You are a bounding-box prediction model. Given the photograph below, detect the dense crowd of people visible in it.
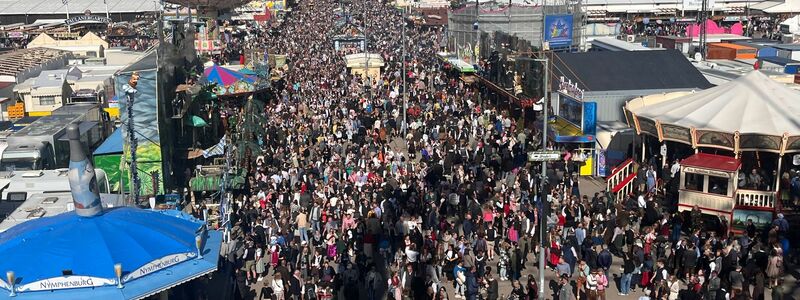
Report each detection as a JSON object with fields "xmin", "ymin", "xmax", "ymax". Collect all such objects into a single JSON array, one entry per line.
[{"xmin": 212, "ymin": 0, "xmax": 794, "ymax": 300}]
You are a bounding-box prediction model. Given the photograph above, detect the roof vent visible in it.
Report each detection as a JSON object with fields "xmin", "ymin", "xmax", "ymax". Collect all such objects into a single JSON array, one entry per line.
[
  {"xmin": 26, "ymin": 207, "xmax": 45, "ymax": 219},
  {"xmin": 42, "ymin": 197, "xmax": 58, "ymax": 204},
  {"xmin": 21, "ymin": 171, "xmax": 43, "ymax": 178}
]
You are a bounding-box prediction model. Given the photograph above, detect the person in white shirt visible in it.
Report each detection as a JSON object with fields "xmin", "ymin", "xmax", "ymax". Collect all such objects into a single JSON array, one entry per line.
[
  {"xmin": 670, "ymin": 160, "xmax": 681, "ymax": 178},
  {"xmin": 405, "ymin": 243, "xmax": 419, "ymax": 263},
  {"xmin": 272, "ymin": 273, "xmax": 285, "ymax": 300}
]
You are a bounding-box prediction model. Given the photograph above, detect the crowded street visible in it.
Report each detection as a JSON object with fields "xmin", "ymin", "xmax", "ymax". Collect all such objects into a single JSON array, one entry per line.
[
  {"xmin": 207, "ymin": 1, "xmax": 799, "ymax": 300},
  {"xmin": 0, "ymin": 0, "xmax": 797, "ymax": 299}
]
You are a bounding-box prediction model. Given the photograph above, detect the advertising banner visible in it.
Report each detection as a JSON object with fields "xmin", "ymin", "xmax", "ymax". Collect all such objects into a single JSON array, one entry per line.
[
  {"xmin": 597, "ymin": 150, "xmax": 607, "ymax": 177},
  {"xmin": 544, "ymin": 15, "xmax": 574, "ymax": 48},
  {"xmin": 558, "ymin": 93, "xmax": 582, "ymax": 127},
  {"xmin": 116, "ymin": 70, "xmax": 164, "ymax": 196},
  {"xmin": 582, "ymin": 101, "xmax": 597, "ymax": 136}
]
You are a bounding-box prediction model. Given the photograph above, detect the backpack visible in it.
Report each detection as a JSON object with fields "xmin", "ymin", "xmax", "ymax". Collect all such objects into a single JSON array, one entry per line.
[{"xmin": 475, "ymin": 239, "xmax": 487, "ymax": 253}]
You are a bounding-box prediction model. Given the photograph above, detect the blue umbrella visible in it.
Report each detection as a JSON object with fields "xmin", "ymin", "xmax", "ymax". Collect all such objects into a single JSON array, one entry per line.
[{"xmin": 0, "ymin": 207, "xmax": 222, "ymax": 300}]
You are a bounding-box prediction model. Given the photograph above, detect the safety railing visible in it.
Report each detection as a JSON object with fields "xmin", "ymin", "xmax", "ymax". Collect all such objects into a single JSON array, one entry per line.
[
  {"xmin": 606, "ymin": 158, "xmax": 637, "ymax": 202},
  {"xmin": 735, "ymin": 189, "xmax": 776, "ymax": 209}
]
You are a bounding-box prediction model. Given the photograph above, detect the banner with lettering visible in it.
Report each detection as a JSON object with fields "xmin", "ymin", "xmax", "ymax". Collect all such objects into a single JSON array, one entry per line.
[
  {"xmin": 122, "ymin": 252, "xmax": 196, "ymax": 283},
  {"xmin": 17, "ymin": 276, "xmax": 115, "ymax": 292}
]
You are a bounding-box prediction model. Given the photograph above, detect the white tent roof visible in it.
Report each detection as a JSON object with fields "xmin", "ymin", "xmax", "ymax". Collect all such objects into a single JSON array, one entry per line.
[
  {"xmin": 781, "ymin": 15, "xmax": 800, "ymax": 35},
  {"xmin": 765, "ymin": 0, "xmax": 800, "ymax": 13},
  {"xmin": 628, "ymin": 71, "xmax": 800, "ymax": 136}
]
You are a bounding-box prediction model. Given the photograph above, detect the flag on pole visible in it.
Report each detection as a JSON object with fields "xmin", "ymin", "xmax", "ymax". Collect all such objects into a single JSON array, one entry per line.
[{"xmin": 202, "ymin": 136, "xmax": 227, "ymax": 158}]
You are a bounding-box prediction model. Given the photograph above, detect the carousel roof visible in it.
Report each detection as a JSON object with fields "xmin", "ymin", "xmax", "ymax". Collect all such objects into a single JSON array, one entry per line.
[{"xmin": 627, "ymin": 71, "xmax": 800, "ymax": 136}]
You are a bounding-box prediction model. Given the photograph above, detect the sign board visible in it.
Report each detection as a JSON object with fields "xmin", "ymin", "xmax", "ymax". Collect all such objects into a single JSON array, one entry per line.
[
  {"xmin": 122, "ymin": 252, "xmax": 195, "ymax": 283},
  {"xmin": 528, "ymin": 151, "xmax": 562, "ymax": 162},
  {"xmin": 794, "ymin": 154, "xmax": 800, "ymax": 166},
  {"xmin": 582, "ymin": 101, "xmax": 597, "ymax": 136},
  {"xmin": 544, "ymin": 15, "xmax": 574, "ymax": 48},
  {"xmin": 682, "ymin": 0, "xmax": 715, "ymax": 10},
  {"xmin": 558, "ymin": 93, "xmax": 582, "ymax": 128},
  {"xmin": 17, "ymin": 276, "xmax": 115, "ymax": 292},
  {"xmin": 65, "ymin": 15, "xmax": 112, "ymax": 26},
  {"xmin": 558, "ymin": 77, "xmax": 584, "ymax": 99},
  {"xmin": 660, "ymin": 144, "xmax": 668, "ymax": 156},
  {"xmin": 683, "ymin": 166, "xmax": 731, "ymax": 178}
]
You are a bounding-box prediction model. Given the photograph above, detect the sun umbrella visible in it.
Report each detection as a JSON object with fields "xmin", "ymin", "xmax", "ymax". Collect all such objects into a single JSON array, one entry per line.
[
  {"xmin": 187, "ymin": 115, "xmax": 209, "ymax": 127},
  {"xmin": 0, "ymin": 207, "xmax": 222, "ymax": 299},
  {"xmin": 203, "ymin": 64, "xmax": 255, "ymax": 87}
]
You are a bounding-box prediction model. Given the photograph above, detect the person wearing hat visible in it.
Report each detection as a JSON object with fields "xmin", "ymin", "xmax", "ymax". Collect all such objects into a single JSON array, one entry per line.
[{"xmin": 558, "ymin": 274, "xmax": 575, "ymax": 300}]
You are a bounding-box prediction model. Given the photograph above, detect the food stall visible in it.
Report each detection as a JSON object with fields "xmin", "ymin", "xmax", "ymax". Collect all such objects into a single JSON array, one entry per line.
[{"xmin": 678, "ymin": 153, "xmax": 776, "ymax": 233}]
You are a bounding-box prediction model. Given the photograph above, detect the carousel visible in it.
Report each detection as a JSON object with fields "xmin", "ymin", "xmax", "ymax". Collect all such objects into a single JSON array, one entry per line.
[{"xmin": 624, "ymin": 71, "xmax": 800, "ymax": 233}]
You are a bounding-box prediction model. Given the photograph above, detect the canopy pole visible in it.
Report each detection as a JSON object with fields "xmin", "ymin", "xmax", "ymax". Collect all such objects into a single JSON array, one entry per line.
[
  {"xmin": 641, "ymin": 135, "xmax": 646, "ymax": 163},
  {"xmin": 775, "ymin": 155, "xmax": 783, "ymax": 192}
]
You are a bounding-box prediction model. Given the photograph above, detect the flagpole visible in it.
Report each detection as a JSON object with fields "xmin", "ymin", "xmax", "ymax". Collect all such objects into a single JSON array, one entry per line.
[
  {"xmin": 105, "ymin": 0, "xmax": 110, "ymax": 19},
  {"xmin": 64, "ymin": 0, "xmax": 71, "ymax": 33}
]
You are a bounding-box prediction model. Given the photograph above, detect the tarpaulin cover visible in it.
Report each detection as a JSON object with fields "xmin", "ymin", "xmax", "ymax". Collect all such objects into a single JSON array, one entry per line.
[
  {"xmin": 93, "ymin": 128, "xmax": 123, "ymax": 156},
  {"xmin": 0, "ymin": 207, "xmax": 222, "ymax": 300}
]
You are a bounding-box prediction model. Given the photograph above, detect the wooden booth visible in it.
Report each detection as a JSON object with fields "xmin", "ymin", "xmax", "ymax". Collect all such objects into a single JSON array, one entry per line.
[{"xmin": 678, "ymin": 153, "xmax": 776, "ymax": 234}]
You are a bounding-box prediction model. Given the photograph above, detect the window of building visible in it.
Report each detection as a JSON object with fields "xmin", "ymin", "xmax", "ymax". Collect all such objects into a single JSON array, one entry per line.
[
  {"xmin": 708, "ymin": 176, "xmax": 729, "ymax": 196},
  {"xmin": 685, "ymin": 173, "xmax": 705, "ymax": 192},
  {"xmin": 38, "ymin": 96, "xmax": 56, "ymax": 105}
]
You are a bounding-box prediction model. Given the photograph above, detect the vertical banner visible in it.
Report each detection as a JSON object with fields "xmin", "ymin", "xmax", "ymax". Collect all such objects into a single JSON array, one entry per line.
[
  {"xmin": 544, "ymin": 15, "xmax": 574, "ymax": 48},
  {"xmin": 597, "ymin": 149, "xmax": 607, "ymax": 177},
  {"xmin": 116, "ymin": 70, "xmax": 164, "ymax": 196},
  {"xmin": 582, "ymin": 101, "xmax": 597, "ymax": 136}
]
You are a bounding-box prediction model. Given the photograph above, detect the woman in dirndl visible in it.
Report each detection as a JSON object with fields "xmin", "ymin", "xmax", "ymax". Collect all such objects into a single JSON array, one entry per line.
[
  {"xmin": 549, "ymin": 234, "xmax": 562, "ymax": 268},
  {"xmin": 270, "ymin": 241, "xmax": 281, "ymax": 268},
  {"xmin": 326, "ymin": 232, "xmax": 337, "ymax": 259},
  {"xmin": 255, "ymin": 244, "xmax": 266, "ymax": 279}
]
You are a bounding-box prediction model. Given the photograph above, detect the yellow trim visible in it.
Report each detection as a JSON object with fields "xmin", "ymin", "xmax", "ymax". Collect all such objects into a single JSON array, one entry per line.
[
  {"xmin": 104, "ymin": 107, "xmax": 120, "ymax": 118},
  {"xmin": 551, "ymin": 117, "xmax": 584, "ymax": 137},
  {"xmin": 27, "ymin": 111, "xmax": 52, "ymax": 117}
]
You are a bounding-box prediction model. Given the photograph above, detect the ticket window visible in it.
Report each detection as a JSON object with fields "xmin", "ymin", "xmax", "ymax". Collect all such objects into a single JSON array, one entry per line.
[{"xmin": 682, "ymin": 171, "xmax": 733, "ymax": 197}]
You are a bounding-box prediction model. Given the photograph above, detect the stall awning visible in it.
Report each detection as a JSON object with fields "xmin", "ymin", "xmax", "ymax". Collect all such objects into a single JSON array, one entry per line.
[
  {"xmin": 189, "ymin": 173, "xmax": 245, "ymax": 191},
  {"xmin": 93, "ymin": 128, "xmax": 123, "ymax": 155},
  {"xmin": 550, "ymin": 118, "xmax": 595, "ymax": 143}
]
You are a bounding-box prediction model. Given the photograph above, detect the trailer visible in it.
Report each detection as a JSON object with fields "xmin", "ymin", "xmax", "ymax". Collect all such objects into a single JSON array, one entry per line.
[{"xmin": 0, "ymin": 104, "xmax": 105, "ymax": 171}]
